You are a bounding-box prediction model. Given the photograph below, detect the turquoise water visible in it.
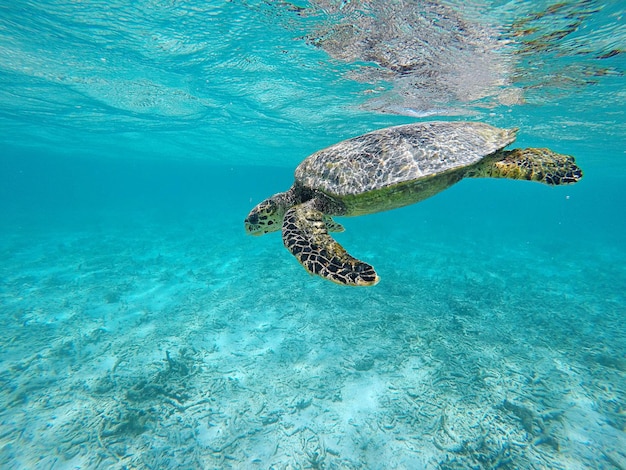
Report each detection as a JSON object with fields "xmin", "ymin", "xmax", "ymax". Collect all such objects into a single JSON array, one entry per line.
[{"xmin": 1, "ymin": 1, "xmax": 625, "ymax": 468}]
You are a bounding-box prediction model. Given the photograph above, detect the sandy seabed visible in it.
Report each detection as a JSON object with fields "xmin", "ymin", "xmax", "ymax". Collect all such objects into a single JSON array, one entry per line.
[{"xmin": 1, "ymin": 213, "xmax": 624, "ymax": 469}]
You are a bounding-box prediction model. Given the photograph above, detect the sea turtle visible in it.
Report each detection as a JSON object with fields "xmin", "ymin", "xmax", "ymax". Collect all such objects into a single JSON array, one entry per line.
[{"xmin": 244, "ymin": 121, "xmax": 583, "ymax": 286}]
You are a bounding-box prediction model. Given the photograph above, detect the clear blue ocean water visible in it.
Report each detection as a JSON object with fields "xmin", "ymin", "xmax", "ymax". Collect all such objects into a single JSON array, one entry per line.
[{"xmin": 1, "ymin": 1, "xmax": 625, "ymax": 468}]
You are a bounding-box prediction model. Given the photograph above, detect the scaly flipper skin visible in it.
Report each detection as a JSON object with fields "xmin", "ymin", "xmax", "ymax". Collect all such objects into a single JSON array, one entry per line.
[
  {"xmin": 282, "ymin": 201, "xmax": 379, "ymax": 286},
  {"xmin": 470, "ymin": 148, "xmax": 583, "ymax": 185},
  {"xmin": 324, "ymin": 216, "xmax": 345, "ymax": 233}
]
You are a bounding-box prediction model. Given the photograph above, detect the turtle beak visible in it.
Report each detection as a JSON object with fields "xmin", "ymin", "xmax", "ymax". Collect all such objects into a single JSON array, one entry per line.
[
  {"xmin": 244, "ymin": 216, "xmax": 263, "ymax": 236},
  {"xmin": 246, "ymin": 226, "xmax": 264, "ymax": 236}
]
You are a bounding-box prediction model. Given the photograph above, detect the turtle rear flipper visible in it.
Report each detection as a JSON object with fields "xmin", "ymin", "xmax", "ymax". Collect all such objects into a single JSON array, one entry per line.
[
  {"xmin": 470, "ymin": 148, "xmax": 583, "ymax": 185},
  {"xmin": 282, "ymin": 201, "xmax": 379, "ymax": 286}
]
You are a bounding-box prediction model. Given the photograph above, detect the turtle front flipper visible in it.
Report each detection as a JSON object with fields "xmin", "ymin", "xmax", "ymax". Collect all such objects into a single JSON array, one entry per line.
[
  {"xmin": 282, "ymin": 201, "xmax": 379, "ymax": 286},
  {"xmin": 323, "ymin": 216, "xmax": 345, "ymax": 233},
  {"xmin": 471, "ymin": 148, "xmax": 583, "ymax": 185}
]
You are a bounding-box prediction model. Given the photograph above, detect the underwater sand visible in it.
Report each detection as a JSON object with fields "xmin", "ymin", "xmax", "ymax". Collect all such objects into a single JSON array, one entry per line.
[{"xmin": 1, "ymin": 170, "xmax": 624, "ymax": 469}]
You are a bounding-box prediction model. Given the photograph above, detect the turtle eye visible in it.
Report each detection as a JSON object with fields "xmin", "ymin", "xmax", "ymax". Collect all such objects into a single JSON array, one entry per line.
[{"xmin": 247, "ymin": 213, "xmax": 259, "ymax": 225}]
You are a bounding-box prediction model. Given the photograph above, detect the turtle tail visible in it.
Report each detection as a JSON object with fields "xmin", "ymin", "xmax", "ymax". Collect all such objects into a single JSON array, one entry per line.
[{"xmin": 469, "ymin": 148, "xmax": 583, "ymax": 185}]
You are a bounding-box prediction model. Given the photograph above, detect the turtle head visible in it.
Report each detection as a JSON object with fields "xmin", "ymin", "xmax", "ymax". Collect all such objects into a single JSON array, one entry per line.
[{"xmin": 245, "ymin": 194, "xmax": 287, "ymax": 236}]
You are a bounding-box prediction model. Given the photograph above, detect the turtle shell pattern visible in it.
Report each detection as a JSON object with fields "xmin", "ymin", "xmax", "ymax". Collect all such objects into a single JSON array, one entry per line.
[{"xmin": 295, "ymin": 121, "xmax": 517, "ymax": 197}]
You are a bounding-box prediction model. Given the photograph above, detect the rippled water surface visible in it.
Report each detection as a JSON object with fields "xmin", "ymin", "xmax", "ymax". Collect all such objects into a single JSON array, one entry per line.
[{"xmin": 1, "ymin": 1, "xmax": 625, "ymax": 469}]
